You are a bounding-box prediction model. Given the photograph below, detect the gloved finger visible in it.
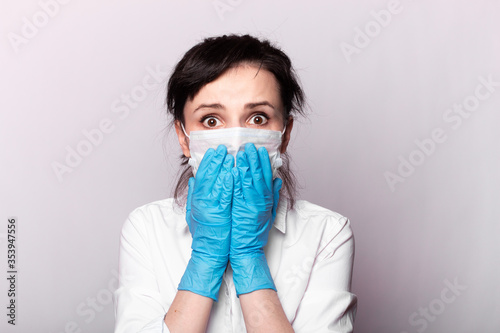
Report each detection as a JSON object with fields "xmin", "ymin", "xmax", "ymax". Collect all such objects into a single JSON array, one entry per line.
[
  {"xmin": 232, "ymin": 167, "xmax": 243, "ymax": 201},
  {"xmin": 198, "ymin": 145, "xmax": 227, "ymax": 192},
  {"xmin": 258, "ymin": 146, "xmax": 273, "ymax": 193},
  {"xmin": 220, "ymin": 172, "xmax": 233, "ymax": 212},
  {"xmin": 245, "ymin": 143, "xmax": 265, "ymax": 195},
  {"xmin": 221, "ymin": 153, "xmax": 234, "ymax": 174},
  {"xmin": 212, "ymin": 170, "xmax": 225, "ymax": 200},
  {"xmin": 272, "ymin": 177, "xmax": 282, "ymax": 220},
  {"xmin": 212, "ymin": 154, "xmax": 234, "ymax": 199},
  {"xmin": 237, "ymin": 151, "xmax": 254, "ymax": 197},
  {"xmin": 186, "ymin": 177, "xmax": 196, "ymax": 227},
  {"xmin": 195, "ymin": 147, "xmax": 215, "ymax": 181}
]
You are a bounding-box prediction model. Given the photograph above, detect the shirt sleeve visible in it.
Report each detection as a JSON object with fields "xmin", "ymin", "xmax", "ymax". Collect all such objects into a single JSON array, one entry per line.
[
  {"xmin": 114, "ymin": 210, "xmax": 171, "ymax": 333},
  {"xmin": 291, "ymin": 217, "xmax": 357, "ymax": 333}
]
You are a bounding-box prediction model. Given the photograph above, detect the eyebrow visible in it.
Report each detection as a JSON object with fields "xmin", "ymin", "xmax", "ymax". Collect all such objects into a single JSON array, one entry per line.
[
  {"xmin": 245, "ymin": 101, "xmax": 275, "ymax": 110},
  {"xmin": 193, "ymin": 101, "xmax": 276, "ymax": 112},
  {"xmin": 193, "ymin": 103, "xmax": 224, "ymax": 112}
]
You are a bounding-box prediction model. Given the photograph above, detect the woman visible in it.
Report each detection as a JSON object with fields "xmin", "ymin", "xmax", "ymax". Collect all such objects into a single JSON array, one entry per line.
[{"xmin": 114, "ymin": 34, "xmax": 357, "ymax": 333}]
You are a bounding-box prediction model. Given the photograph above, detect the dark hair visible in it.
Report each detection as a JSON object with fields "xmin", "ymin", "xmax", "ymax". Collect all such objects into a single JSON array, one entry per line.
[{"xmin": 166, "ymin": 34, "xmax": 305, "ymax": 208}]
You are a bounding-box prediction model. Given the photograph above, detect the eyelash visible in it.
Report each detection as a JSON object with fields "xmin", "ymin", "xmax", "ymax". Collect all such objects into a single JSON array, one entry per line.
[
  {"xmin": 200, "ymin": 114, "xmax": 221, "ymax": 127},
  {"xmin": 249, "ymin": 113, "xmax": 269, "ymax": 125},
  {"xmin": 199, "ymin": 113, "xmax": 270, "ymax": 127}
]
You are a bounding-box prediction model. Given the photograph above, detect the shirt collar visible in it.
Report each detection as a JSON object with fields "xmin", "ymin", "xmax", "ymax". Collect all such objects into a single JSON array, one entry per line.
[{"xmin": 272, "ymin": 197, "xmax": 288, "ymax": 234}]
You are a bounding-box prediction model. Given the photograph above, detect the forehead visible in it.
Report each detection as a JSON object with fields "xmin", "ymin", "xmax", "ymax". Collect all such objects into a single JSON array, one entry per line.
[{"xmin": 188, "ymin": 64, "xmax": 282, "ymax": 106}]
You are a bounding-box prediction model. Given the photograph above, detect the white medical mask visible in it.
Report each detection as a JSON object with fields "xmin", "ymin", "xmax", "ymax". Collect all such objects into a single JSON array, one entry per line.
[{"xmin": 182, "ymin": 125, "xmax": 285, "ymax": 178}]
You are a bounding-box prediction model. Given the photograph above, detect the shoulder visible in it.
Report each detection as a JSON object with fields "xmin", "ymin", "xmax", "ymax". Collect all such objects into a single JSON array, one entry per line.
[
  {"xmin": 289, "ymin": 199, "xmax": 351, "ymax": 232},
  {"xmin": 284, "ymin": 200, "xmax": 354, "ymax": 254},
  {"xmin": 128, "ymin": 197, "xmax": 180, "ymax": 218},
  {"xmin": 122, "ymin": 198, "xmax": 185, "ymax": 235},
  {"xmin": 292, "ymin": 200, "xmax": 346, "ymax": 220}
]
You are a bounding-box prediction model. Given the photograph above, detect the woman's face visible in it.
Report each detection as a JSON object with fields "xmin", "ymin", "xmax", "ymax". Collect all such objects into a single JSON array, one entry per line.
[{"xmin": 175, "ymin": 64, "xmax": 293, "ymax": 157}]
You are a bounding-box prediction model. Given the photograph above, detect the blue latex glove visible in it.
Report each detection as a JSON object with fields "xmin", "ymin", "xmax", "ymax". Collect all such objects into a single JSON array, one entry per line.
[
  {"xmin": 230, "ymin": 143, "xmax": 282, "ymax": 296},
  {"xmin": 178, "ymin": 145, "xmax": 234, "ymax": 301}
]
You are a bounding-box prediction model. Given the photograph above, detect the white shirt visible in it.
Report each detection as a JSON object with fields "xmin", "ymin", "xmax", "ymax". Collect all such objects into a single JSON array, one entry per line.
[{"xmin": 114, "ymin": 198, "xmax": 357, "ymax": 333}]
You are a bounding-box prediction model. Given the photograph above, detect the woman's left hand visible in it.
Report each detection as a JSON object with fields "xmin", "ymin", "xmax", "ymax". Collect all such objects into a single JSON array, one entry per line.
[{"xmin": 230, "ymin": 143, "xmax": 282, "ymax": 296}]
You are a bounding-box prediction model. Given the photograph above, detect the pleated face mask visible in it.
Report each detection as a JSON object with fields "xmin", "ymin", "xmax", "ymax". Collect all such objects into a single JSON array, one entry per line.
[{"xmin": 182, "ymin": 125, "xmax": 284, "ymax": 178}]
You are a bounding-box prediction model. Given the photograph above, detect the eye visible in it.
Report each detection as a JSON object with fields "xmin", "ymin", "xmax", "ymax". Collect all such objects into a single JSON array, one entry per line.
[
  {"xmin": 248, "ymin": 114, "xmax": 269, "ymax": 126},
  {"xmin": 201, "ymin": 116, "xmax": 222, "ymax": 128}
]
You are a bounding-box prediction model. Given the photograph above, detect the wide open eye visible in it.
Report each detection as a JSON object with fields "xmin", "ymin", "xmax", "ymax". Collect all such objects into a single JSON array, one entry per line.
[
  {"xmin": 248, "ymin": 114, "xmax": 269, "ymax": 126},
  {"xmin": 201, "ymin": 116, "xmax": 222, "ymax": 128}
]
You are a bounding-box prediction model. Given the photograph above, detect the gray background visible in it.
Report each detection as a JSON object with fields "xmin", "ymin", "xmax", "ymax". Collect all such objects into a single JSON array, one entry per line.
[{"xmin": 1, "ymin": 0, "xmax": 499, "ymax": 332}]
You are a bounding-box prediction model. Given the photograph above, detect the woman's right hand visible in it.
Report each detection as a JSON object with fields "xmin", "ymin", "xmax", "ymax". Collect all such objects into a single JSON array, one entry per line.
[{"xmin": 177, "ymin": 145, "xmax": 234, "ymax": 301}]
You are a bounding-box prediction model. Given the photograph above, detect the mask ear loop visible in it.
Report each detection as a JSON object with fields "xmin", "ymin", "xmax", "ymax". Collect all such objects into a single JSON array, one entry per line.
[
  {"xmin": 181, "ymin": 123, "xmax": 190, "ymax": 139},
  {"xmin": 281, "ymin": 114, "xmax": 290, "ymax": 135},
  {"xmin": 180, "ymin": 123, "xmax": 198, "ymax": 173},
  {"xmin": 273, "ymin": 125, "xmax": 286, "ymax": 172}
]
